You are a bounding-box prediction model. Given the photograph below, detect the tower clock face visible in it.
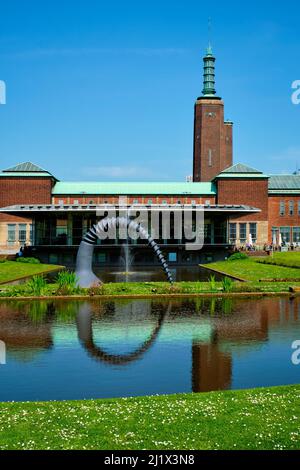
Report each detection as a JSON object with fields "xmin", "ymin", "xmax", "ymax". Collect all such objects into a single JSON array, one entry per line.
[{"xmin": 206, "ymin": 112, "xmax": 216, "ymax": 118}]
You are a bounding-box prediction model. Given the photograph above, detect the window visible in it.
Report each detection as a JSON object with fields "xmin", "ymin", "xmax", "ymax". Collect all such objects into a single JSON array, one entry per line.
[
  {"xmin": 7, "ymin": 224, "xmax": 16, "ymax": 244},
  {"xmin": 29, "ymin": 224, "xmax": 33, "ymax": 243},
  {"xmin": 162, "ymin": 200, "xmax": 167, "ymax": 205},
  {"xmin": 18, "ymin": 224, "xmax": 27, "ymax": 242},
  {"xmin": 205, "ymin": 200, "xmax": 211, "ymax": 206},
  {"xmin": 293, "ymin": 227, "xmax": 300, "ymax": 243},
  {"xmin": 97, "ymin": 253, "xmax": 106, "ymax": 263},
  {"xmin": 89, "ymin": 200, "xmax": 94, "ymax": 205},
  {"xmin": 239, "ymin": 223, "xmax": 247, "ymax": 242},
  {"xmin": 191, "ymin": 200, "xmax": 196, "ymax": 205},
  {"xmin": 58, "ymin": 199, "xmax": 64, "ymax": 205},
  {"xmin": 177, "ymin": 200, "xmax": 181, "ymax": 204},
  {"xmin": 168, "ymin": 252, "xmax": 177, "ymax": 262},
  {"xmin": 73, "ymin": 199, "xmax": 79, "ymax": 205},
  {"xmin": 298, "ymin": 201, "xmax": 300, "ymax": 216},
  {"xmin": 280, "ymin": 227, "xmax": 291, "ymax": 243},
  {"xmin": 229, "ymin": 223, "xmax": 237, "ymax": 242},
  {"xmin": 279, "ymin": 201, "xmax": 285, "ymax": 216},
  {"xmin": 133, "ymin": 199, "xmax": 138, "ymax": 204},
  {"xmin": 249, "ymin": 223, "xmax": 257, "ymax": 242},
  {"xmin": 208, "ymin": 149, "xmax": 212, "ymax": 167},
  {"xmin": 147, "ymin": 199, "xmax": 153, "ymax": 205},
  {"xmin": 289, "ymin": 201, "xmax": 294, "ymax": 216}
]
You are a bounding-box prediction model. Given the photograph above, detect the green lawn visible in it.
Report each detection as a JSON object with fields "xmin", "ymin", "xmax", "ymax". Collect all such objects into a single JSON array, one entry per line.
[
  {"xmin": 0, "ymin": 385, "xmax": 299, "ymax": 450},
  {"xmin": 205, "ymin": 257, "xmax": 300, "ymax": 282},
  {"xmin": 0, "ymin": 261, "xmax": 63, "ymax": 284},
  {"xmin": 255, "ymin": 252, "xmax": 300, "ymax": 269}
]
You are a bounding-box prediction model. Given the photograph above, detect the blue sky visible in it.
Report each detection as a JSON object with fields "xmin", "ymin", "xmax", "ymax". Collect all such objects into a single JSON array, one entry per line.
[{"xmin": 0, "ymin": 0, "xmax": 299, "ymax": 181}]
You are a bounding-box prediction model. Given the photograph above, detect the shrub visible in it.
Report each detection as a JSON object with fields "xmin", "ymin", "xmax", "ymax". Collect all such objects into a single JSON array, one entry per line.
[
  {"xmin": 208, "ymin": 274, "xmax": 217, "ymax": 291},
  {"xmin": 27, "ymin": 275, "xmax": 47, "ymax": 296},
  {"xmin": 56, "ymin": 270, "xmax": 80, "ymax": 295},
  {"xmin": 88, "ymin": 283, "xmax": 104, "ymax": 296},
  {"xmin": 16, "ymin": 257, "xmax": 40, "ymax": 264},
  {"xmin": 228, "ymin": 252, "xmax": 249, "ymax": 261},
  {"xmin": 222, "ymin": 276, "xmax": 234, "ymax": 292}
]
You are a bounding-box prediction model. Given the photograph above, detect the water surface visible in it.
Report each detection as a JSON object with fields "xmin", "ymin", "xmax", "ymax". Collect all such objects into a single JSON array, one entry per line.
[{"xmin": 0, "ymin": 297, "xmax": 299, "ymax": 401}]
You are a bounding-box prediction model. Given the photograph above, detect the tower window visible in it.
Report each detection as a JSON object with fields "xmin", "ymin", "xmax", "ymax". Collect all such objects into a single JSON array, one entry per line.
[
  {"xmin": 279, "ymin": 201, "xmax": 285, "ymax": 216},
  {"xmin": 208, "ymin": 149, "xmax": 212, "ymax": 167}
]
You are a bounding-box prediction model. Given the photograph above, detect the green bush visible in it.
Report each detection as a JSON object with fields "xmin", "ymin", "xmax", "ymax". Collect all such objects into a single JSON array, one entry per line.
[
  {"xmin": 27, "ymin": 275, "xmax": 47, "ymax": 296},
  {"xmin": 56, "ymin": 270, "xmax": 80, "ymax": 295},
  {"xmin": 16, "ymin": 257, "xmax": 40, "ymax": 264},
  {"xmin": 228, "ymin": 252, "xmax": 249, "ymax": 261},
  {"xmin": 222, "ymin": 276, "xmax": 234, "ymax": 292},
  {"xmin": 208, "ymin": 274, "xmax": 217, "ymax": 291}
]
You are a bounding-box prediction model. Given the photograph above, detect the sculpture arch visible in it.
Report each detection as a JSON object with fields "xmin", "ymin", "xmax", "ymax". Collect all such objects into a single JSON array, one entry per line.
[
  {"xmin": 76, "ymin": 302, "xmax": 170, "ymax": 365},
  {"xmin": 75, "ymin": 216, "xmax": 173, "ymax": 287}
]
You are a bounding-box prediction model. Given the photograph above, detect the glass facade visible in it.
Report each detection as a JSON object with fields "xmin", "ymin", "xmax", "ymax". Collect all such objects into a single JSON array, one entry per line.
[
  {"xmin": 18, "ymin": 224, "xmax": 27, "ymax": 242},
  {"xmin": 239, "ymin": 223, "xmax": 247, "ymax": 242},
  {"xmin": 229, "ymin": 223, "xmax": 237, "ymax": 243},
  {"xmin": 7, "ymin": 224, "xmax": 16, "ymax": 245},
  {"xmin": 249, "ymin": 223, "xmax": 257, "ymax": 242},
  {"xmin": 293, "ymin": 227, "xmax": 300, "ymax": 243},
  {"xmin": 280, "ymin": 227, "xmax": 290, "ymax": 243}
]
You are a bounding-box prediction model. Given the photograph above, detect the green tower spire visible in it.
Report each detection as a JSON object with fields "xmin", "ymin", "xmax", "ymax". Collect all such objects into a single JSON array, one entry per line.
[{"xmin": 202, "ymin": 44, "xmax": 216, "ymax": 97}]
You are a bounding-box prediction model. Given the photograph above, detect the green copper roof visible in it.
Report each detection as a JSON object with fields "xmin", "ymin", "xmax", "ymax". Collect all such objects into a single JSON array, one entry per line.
[
  {"xmin": 221, "ymin": 163, "xmax": 263, "ymax": 174},
  {"xmin": 202, "ymin": 45, "xmax": 216, "ymax": 97},
  {"xmin": 3, "ymin": 161, "xmax": 48, "ymax": 172},
  {"xmin": 268, "ymin": 175, "xmax": 300, "ymax": 193},
  {"xmin": 52, "ymin": 181, "xmax": 216, "ymax": 196},
  {"xmin": 1, "ymin": 161, "xmax": 57, "ymax": 179}
]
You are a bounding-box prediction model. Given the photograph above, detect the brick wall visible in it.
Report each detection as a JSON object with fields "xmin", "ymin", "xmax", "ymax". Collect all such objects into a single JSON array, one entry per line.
[
  {"xmin": 216, "ymin": 178, "xmax": 269, "ymax": 221},
  {"xmin": 0, "ymin": 177, "xmax": 53, "ymax": 206},
  {"xmin": 193, "ymin": 98, "xmax": 233, "ymax": 182},
  {"xmin": 0, "ymin": 176, "xmax": 53, "ymax": 251},
  {"xmin": 268, "ymin": 195, "xmax": 300, "ymax": 227}
]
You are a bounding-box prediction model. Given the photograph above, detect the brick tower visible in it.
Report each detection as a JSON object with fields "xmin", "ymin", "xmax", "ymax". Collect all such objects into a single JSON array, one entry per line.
[{"xmin": 193, "ymin": 46, "xmax": 233, "ymax": 182}]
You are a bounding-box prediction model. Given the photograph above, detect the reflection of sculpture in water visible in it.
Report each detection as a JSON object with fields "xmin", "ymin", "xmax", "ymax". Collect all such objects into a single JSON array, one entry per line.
[
  {"xmin": 75, "ymin": 217, "xmax": 174, "ymax": 287},
  {"xmin": 76, "ymin": 302, "xmax": 170, "ymax": 365}
]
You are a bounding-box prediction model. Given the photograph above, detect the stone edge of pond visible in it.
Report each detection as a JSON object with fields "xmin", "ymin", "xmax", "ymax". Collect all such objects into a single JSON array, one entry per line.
[
  {"xmin": 199, "ymin": 264, "xmax": 248, "ymax": 282},
  {"xmin": 1, "ymin": 291, "xmax": 300, "ymax": 301}
]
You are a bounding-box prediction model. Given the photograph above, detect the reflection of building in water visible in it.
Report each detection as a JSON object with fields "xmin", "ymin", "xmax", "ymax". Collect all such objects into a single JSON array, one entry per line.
[
  {"xmin": 192, "ymin": 342, "xmax": 232, "ymax": 392},
  {"xmin": 0, "ymin": 303, "xmax": 53, "ymax": 361},
  {"xmin": 191, "ymin": 297, "xmax": 300, "ymax": 392}
]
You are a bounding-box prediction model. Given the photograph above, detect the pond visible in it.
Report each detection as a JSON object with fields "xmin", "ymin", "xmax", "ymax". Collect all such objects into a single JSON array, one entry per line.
[
  {"xmin": 0, "ymin": 296, "xmax": 299, "ymax": 402},
  {"xmin": 94, "ymin": 266, "xmax": 225, "ymax": 282}
]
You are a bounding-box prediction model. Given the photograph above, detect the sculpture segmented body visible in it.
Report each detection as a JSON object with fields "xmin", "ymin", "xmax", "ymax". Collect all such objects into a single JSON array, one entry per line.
[{"xmin": 75, "ymin": 216, "xmax": 174, "ymax": 287}]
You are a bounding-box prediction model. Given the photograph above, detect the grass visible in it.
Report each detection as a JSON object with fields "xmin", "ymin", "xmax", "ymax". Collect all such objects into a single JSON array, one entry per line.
[
  {"xmin": 2, "ymin": 278, "xmax": 300, "ymax": 298},
  {"xmin": 205, "ymin": 256, "xmax": 300, "ymax": 282},
  {"xmin": 0, "ymin": 385, "xmax": 299, "ymax": 450},
  {"xmin": 255, "ymin": 252, "xmax": 300, "ymax": 269},
  {"xmin": 0, "ymin": 260, "xmax": 63, "ymax": 284}
]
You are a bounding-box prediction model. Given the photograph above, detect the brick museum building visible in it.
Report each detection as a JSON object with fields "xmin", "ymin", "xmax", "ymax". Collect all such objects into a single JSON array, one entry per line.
[{"xmin": 1, "ymin": 47, "xmax": 300, "ymax": 266}]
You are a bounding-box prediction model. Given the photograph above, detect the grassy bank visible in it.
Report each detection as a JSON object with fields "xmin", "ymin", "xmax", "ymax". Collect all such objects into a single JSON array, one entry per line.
[
  {"xmin": 0, "ymin": 385, "xmax": 299, "ymax": 450},
  {"xmin": 255, "ymin": 252, "xmax": 300, "ymax": 269},
  {"xmin": 204, "ymin": 256, "xmax": 300, "ymax": 282},
  {"xmin": 2, "ymin": 279, "xmax": 300, "ymax": 298},
  {"xmin": 0, "ymin": 260, "xmax": 63, "ymax": 284}
]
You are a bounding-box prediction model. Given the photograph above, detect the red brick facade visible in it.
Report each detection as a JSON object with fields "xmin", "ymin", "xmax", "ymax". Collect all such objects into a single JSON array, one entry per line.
[
  {"xmin": 0, "ymin": 177, "xmax": 53, "ymax": 207},
  {"xmin": 193, "ymin": 98, "xmax": 233, "ymax": 182},
  {"xmin": 216, "ymin": 178, "xmax": 269, "ymax": 221},
  {"xmin": 268, "ymin": 196, "xmax": 300, "ymax": 228},
  {"xmin": 0, "ymin": 176, "xmax": 54, "ymax": 248}
]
